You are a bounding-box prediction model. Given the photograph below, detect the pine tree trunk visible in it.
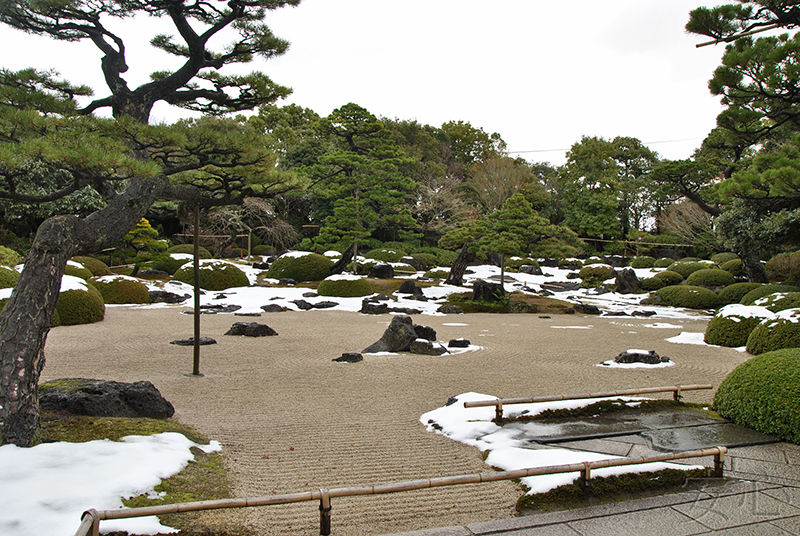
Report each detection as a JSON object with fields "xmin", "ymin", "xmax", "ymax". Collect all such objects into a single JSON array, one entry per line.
[
  {"xmin": 445, "ymin": 243, "xmax": 474, "ymax": 286},
  {"xmin": 741, "ymin": 250, "xmax": 769, "ymax": 283}
]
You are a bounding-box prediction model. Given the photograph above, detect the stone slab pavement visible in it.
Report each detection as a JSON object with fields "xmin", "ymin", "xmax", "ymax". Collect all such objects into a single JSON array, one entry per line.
[{"xmin": 381, "ymin": 441, "xmax": 800, "ymax": 536}]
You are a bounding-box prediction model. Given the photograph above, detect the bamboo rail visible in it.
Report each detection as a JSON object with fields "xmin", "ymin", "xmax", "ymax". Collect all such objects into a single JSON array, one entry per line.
[
  {"xmin": 74, "ymin": 446, "xmax": 727, "ymax": 536},
  {"xmin": 462, "ymin": 384, "xmax": 714, "ymax": 420}
]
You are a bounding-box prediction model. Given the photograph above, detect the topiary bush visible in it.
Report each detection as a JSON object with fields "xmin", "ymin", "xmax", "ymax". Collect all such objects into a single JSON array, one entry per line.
[
  {"xmin": 720, "ymin": 259, "xmax": 743, "ymax": 277},
  {"xmin": 718, "ymin": 282, "xmax": 763, "ymax": 305},
  {"xmin": 53, "ymin": 278, "xmax": 105, "ymax": 326},
  {"xmin": 629, "ymin": 256, "xmax": 655, "ymax": 269},
  {"xmin": 174, "ymin": 260, "xmax": 250, "ymax": 290},
  {"xmin": 64, "ymin": 262, "xmax": 93, "ymax": 280},
  {"xmin": 711, "ymin": 252, "xmax": 739, "ymax": 265},
  {"xmin": 364, "ymin": 248, "xmax": 407, "ymax": 263},
  {"xmin": 411, "ymin": 253, "xmax": 438, "ymax": 269},
  {"xmin": 765, "ymin": 251, "xmax": 800, "ymax": 281},
  {"xmin": 578, "ymin": 264, "xmax": 614, "ymax": 287},
  {"xmin": 0, "ymin": 265, "xmax": 19, "ymax": 289},
  {"xmin": 754, "ymin": 292, "xmax": 800, "ymax": 313},
  {"xmin": 148, "ymin": 253, "xmax": 192, "ymax": 275},
  {"xmin": 746, "ymin": 309, "xmax": 800, "ymax": 355},
  {"xmin": 0, "ymin": 245, "xmax": 22, "ymax": 266},
  {"xmin": 640, "ymin": 277, "xmax": 665, "ymax": 291},
  {"xmin": 167, "ymin": 244, "xmax": 212, "ymax": 258},
  {"xmin": 89, "ymin": 275, "xmax": 150, "ymax": 304},
  {"xmin": 655, "ymin": 285, "xmax": 720, "ymax": 309},
  {"xmin": 669, "ymin": 261, "xmax": 710, "ymax": 279},
  {"xmin": 653, "ymin": 270, "xmax": 684, "ymax": 286},
  {"xmin": 704, "ymin": 304, "xmax": 774, "ymax": 347},
  {"xmin": 424, "ymin": 269, "xmax": 450, "ymax": 279},
  {"xmin": 392, "ymin": 262, "xmax": 418, "ymax": 275},
  {"xmin": 653, "ymin": 258, "xmax": 676, "ymax": 268},
  {"xmin": 71, "ymin": 256, "xmax": 112, "ymax": 276},
  {"xmin": 316, "ymin": 274, "xmax": 375, "ymax": 297},
  {"xmin": 684, "ymin": 268, "xmax": 736, "ymax": 289},
  {"xmin": 713, "ymin": 348, "xmax": 800, "ymax": 443},
  {"xmin": 505, "ymin": 257, "xmax": 539, "ymax": 271},
  {"xmin": 266, "ymin": 252, "xmax": 333, "ymax": 282},
  {"xmin": 740, "ymin": 284, "xmax": 799, "ymax": 305}
]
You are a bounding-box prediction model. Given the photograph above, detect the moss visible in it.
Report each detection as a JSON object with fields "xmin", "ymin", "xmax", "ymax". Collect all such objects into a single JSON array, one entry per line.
[
  {"xmin": 364, "ymin": 248, "xmax": 407, "ymax": 263},
  {"xmin": 89, "ymin": 276, "xmax": 151, "ymax": 304},
  {"xmin": 641, "ymin": 277, "xmax": 665, "ymax": 291},
  {"xmin": 501, "ymin": 399, "xmax": 703, "ymax": 423},
  {"xmin": 393, "ymin": 262, "xmax": 418, "ymax": 274},
  {"xmin": 64, "ymin": 263, "xmax": 93, "ymax": 280},
  {"xmin": 174, "ymin": 261, "xmax": 250, "ymax": 291},
  {"xmin": 147, "ymin": 254, "xmax": 192, "ymax": 275},
  {"xmin": 720, "ymin": 258, "xmax": 743, "ymax": 277},
  {"xmin": 746, "ymin": 311, "xmax": 800, "ymax": 355},
  {"xmin": 653, "ymin": 270, "xmax": 684, "ymax": 286},
  {"xmin": 711, "ymin": 252, "xmax": 739, "ymax": 264},
  {"xmin": 713, "ymin": 348, "xmax": 800, "ymax": 443},
  {"xmin": 653, "ymin": 258, "xmax": 676, "ymax": 268},
  {"xmin": 0, "ymin": 265, "xmax": 19, "ymax": 288},
  {"xmin": 669, "ymin": 261, "xmax": 711, "ymax": 279},
  {"xmin": 753, "ymin": 292, "xmax": 800, "ymax": 312},
  {"xmin": 168, "ymin": 244, "xmax": 212, "ymax": 258},
  {"xmin": 266, "ymin": 253, "xmax": 333, "ymax": 281},
  {"xmin": 71, "ymin": 256, "xmax": 112, "ymax": 276},
  {"xmin": 53, "ymin": 286, "xmax": 105, "ymax": 326},
  {"xmin": 655, "ymin": 285, "xmax": 719, "ymax": 309},
  {"xmin": 0, "ymin": 244, "xmax": 22, "ymax": 266},
  {"xmin": 424, "ymin": 269, "xmax": 450, "ymax": 279},
  {"xmin": 684, "ymin": 268, "xmax": 736, "ymax": 289},
  {"xmin": 411, "ymin": 252, "xmax": 438, "ymax": 268},
  {"xmin": 578, "ymin": 264, "xmax": 614, "ymax": 287},
  {"xmin": 505, "ymin": 257, "xmax": 540, "ymax": 270},
  {"xmin": 718, "ymin": 282, "xmax": 763, "ymax": 305},
  {"xmin": 740, "ymin": 284, "xmax": 799, "ymax": 305},
  {"xmin": 317, "ymin": 277, "xmax": 375, "ymax": 297},
  {"xmin": 629, "ymin": 256, "xmax": 655, "ymax": 268}
]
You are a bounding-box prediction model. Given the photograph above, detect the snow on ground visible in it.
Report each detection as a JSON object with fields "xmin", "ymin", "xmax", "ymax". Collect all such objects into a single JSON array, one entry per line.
[
  {"xmin": 0, "ymin": 433, "xmax": 220, "ymax": 536},
  {"xmin": 420, "ymin": 392, "xmax": 700, "ymax": 495}
]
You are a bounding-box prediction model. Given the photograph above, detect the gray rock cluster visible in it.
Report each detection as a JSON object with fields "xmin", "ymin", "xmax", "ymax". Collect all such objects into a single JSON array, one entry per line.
[
  {"xmin": 614, "ymin": 349, "xmax": 670, "ymax": 364},
  {"xmin": 39, "ymin": 379, "xmax": 175, "ymax": 419},
  {"xmin": 224, "ymin": 322, "xmax": 278, "ymax": 337},
  {"xmin": 363, "ymin": 315, "xmax": 447, "ymax": 355}
]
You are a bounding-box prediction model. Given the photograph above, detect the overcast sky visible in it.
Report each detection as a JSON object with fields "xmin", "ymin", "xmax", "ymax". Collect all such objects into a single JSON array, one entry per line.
[{"xmin": 0, "ymin": 0, "xmax": 729, "ymax": 166}]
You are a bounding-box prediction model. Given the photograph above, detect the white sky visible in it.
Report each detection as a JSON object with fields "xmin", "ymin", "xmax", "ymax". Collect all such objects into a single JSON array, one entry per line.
[{"xmin": 0, "ymin": 1, "xmax": 730, "ymax": 166}]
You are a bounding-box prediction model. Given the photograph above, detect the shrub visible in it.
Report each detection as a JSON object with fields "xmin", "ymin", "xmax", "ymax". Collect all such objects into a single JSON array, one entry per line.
[
  {"xmin": 147, "ymin": 253, "xmax": 192, "ymax": 275},
  {"xmin": 0, "ymin": 265, "xmax": 19, "ymax": 288},
  {"xmin": 653, "ymin": 270, "xmax": 684, "ymax": 286},
  {"xmin": 266, "ymin": 252, "xmax": 333, "ymax": 282},
  {"xmin": 655, "ymin": 285, "xmax": 719, "ymax": 309},
  {"xmin": 629, "ymin": 256, "xmax": 655, "ymax": 268},
  {"xmin": 317, "ymin": 275, "xmax": 375, "ymax": 297},
  {"xmin": 411, "ymin": 253, "xmax": 438, "ymax": 268},
  {"xmin": 415, "ymin": 247, "xmax": 458, "ymax": 267},
  {"xmin": 740, "ymin": 284, "xmax": 799, "ymax": 305},
  {"xmin": 252, "ymin": 245, "xmax": 273, "ymax": 256},
  {"xmin": 653, "ymin": 258, "xmax": 675, "ymax": 268},
  {"xmin": 505, "ymin": 257, "xmax": 539, "ymax": 271},
  {"xmin": 0, "ymin": 245, "xmax": 22, "ymax": 266},
  {"xmin": 669, "ymin": 261, "xmax": 710, "ymax": 279},
  {"xmin": 713, "ymin": 348, "xmax": 800, "ymax": 443},
  {"xmin": 746, "ymin": 309, "xmax": 800, "ymax": 355},
  {"xmin": 89, "ymin": 275, "xmax": 150, "ymax": 304},
  {"xmin": 167, "ymin": 244, "xmax": 212, "ymax": 258},
  {"xmin": 424, "ymin": 269, "xmax": 450, "ymax": 279},
  {"xmin": 53, "ymin": 280, "xmax": 105, "ymax": 326},
  {"xmin": 704, "ymin": 304, "xmax": 774, "ymax": 347},
  {"xmin": 64, "ymin": 262, "xmax": 93, "ymax": 280},
  {"xmin": 684, "ymin": 268, "xmax": 736, "ymax": 289},
  {"xmin": 754, "ymin": 292, "xmax": 800, "ymax": 313},
  {"xmin": 530, "ymin": 238, "xmax": 579, "ymax": 259},
  {"xmin": 578, "ymin": 264, "xmax": 614, "ymax": 287},
  {"xmin": 765, "ymin": 251, "xmax": 800, "ymax": 281},
  {"xmin": 174, "ymin": 260, "xmax": 250, "ymax": 290},
  {"xmin": 718, "ymin": 282, "xmax": 763, "ymax": 305},
  {"xmin": 711, "ymin": 252, "xmax": 739, "ymax": 264},
  {"xmin": 71, "ymin": 256, "xmax": 112, "ymax": 276},
  {"xmin": 393, "ymin": 263, "xmax": 418, "ymax": 275},
  {"xmin": 364, "ymin": 248, "xmax": 407, "ymax": 263},
  {"xmin": 720, "ymin": 259, "xmax": 743, "ymax": 277},
  {"xmin": 640, "ymin": 277, "xmax": 665, "ymax": 291},
  {"xmin": 354, "ymin": 259, "xmax": 378, "ymax": 275}
]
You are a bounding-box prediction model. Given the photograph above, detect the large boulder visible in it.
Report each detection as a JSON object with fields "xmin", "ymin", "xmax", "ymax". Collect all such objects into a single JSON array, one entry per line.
[
  {"xmin": 363, "ymin": 315, "xmax": 417, "ymax": 353},
  {"xmin": 472, "ymin": 280, "xmax": 504, "ymax": 302},
  {"xmin": 614, "ymin": 350, "xmax": 669, "ymax": 364},
  {"xmin": 39, "ymin": 379, "xmax": 175, "ymax": 419},
  {"xmin": 398, "ymin": 280, "xmax": 424, "ymax": 297},
  {"xmin": 614, "ymin": 268, "xmax": 641, "ymax": 294},
  {"xmin": 224, "ymin": 322, "xmax": 278, "ymax": 337},
  {"xmin": 368, "ymin": 263, "xmax": 394, "ymax": 279}
]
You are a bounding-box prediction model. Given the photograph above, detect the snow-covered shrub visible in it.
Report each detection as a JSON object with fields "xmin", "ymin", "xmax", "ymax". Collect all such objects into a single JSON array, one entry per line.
[
  {"xmin": 629, "ymin": 256, "xmax": 655, "ymax": 268},
  {"xmin": 317, "ymin": 274, "xmax": 374, "ymax": 297},
  {"xmin": 0, "ymin": 265, "xmax": 19, "ymax": 288},
  {"xmin": 52, "ymin": 279, "xmax": 105, "ymax": 326},
  {"xmin": 655, "ymin": 285, "xmax": 719, "ymax": 309},
  {"xmin": 746, "ymin": 309, "xmax": 800, "ymax": 355},
  {"xmin": 704, "ymin": 304, "xmax": 774, "ymax": 347},
  {"xmin": 717, "ymin": 282, "xmax": 762, "ymax": 305},
  {"xmin": 393, "ymin": 262, "xmax": 417, "ymax": 275},
  {"xmin": 504, "ymin": 257, "xmax": 539, "ymax": 271},
  {"xmin": 653, "ymin": 270, "xmax": 684, "ymax": 286},
  {"xmin": 174, "ymin": 260, "xmax": 249, "ymax": 290},
  {"xmin": 684, "ymin": 268, "xmax": 735, "ymax": 289},
  {"xmin": 266, "ymin": 252, "xmax": 333, "ymax": 282},
  {"xmin": 71, "ymin": 256, "xmax": 112, "ymax": 276},
  {"xmin": 148, "ymin": 253, "xmax": 192, "ymax": 275},
  {"xmin": 578, "ymin": 264, "xmax": 614, "ymax": 287},
  {"xmin": 740, "ymin": 284, "xmax": 799, "ymax": 305},
  {"xmin": 89, "ymin": 275, "xmax": 150, "ymax": 304},
  {"xmin": 753, "ymin": 292, "xmax": 800, "ymax": 313},
  {"xmin": 167, "ymin": 244, "xmax": 212, "ymax": 258},
  {"xmin": 64, "ymin": 261, "xmax": 93, "ymax": 280},
  {"xmin": 364, "ymin": 248, "xmax": 407, "ymax": 263},
  {"xmin": 714, "ymin": 348, "xmax": 800, "ymax": 444}
]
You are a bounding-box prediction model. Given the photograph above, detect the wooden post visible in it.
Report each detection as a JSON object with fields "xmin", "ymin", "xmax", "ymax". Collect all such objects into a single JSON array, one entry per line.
[
  {"xmin": 714, "ymin": 450, "xmax": 725, "ymax": 478},
  {"xmin": 318, "ymin": 489, "xmax": 331, "ymax": 536},
  {"xmin": 192, "ymin": 205, "xmax": 202, "ymax": 376}
]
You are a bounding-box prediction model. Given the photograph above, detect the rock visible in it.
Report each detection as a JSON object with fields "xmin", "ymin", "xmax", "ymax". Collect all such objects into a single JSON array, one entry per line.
[
  {"xmin": 278, "ymin": 278, "xmax": 296, "ymax": 285},
  {"xmin": 509, "ymin": 301, "xmax": 539, "ymax": 313},
  {"xmin": 566, "ymin": 272, "xmax": 580, "ymax": 279},
  {"xmin": 448, "ymin": 339, "xmax": 471, "ymax": 348},
  {"xmin": 398, "ymin": 280, "xmax": 424, "ymax": 296},
  {"xmin": 387, "ymin": 307, "xmax": 422, "ymax": 315},
  {"xmin": 603, "ymin": 255, "xmax": 629, "ymax": 268},
  {"xmin": 472, "ymin": 280, "xmax": 504, "ymax": 302},
  {"xmin": 201, "ymin": 304, "xmax": 242, "ymax": 314},
  {"xmin": 632, "ymin": 310, "xmax": 657, "ymax": 317},
  {"xmin": 39, "ymin": 379, "xmax": 175, "ymax": 419},
  {"xmin": 372, "ymin": 293, "xmax": 390, "ymax": 301},
  {"xmin": 303, "ymin": 292, "xmax": 319, "ymax": 298},
  {"xmin": 437, "ymin": 305, "xmax": 463, "ymax": 314},
  {"xmin": 541, "ymin": 281, "xmax": 581, "ymax": 292},
  {"xmin": 639, "ymin": 295, "xmax": 663, "ymax": 306},
  {"xmin": 291, "ymin": 299, "xmax": 314, "ymax": 310},
  {"xmin": 252, "ymin": 262, "xmax": 270, "ymax": 270},
  {"xmin": 573, "ymin": 302, "xmax": 602, "ymax": 315},
  {"xmin": 361, "ymin": 300, "xmax": 389, "ymax": 315},
  {"xmin": 409, "ymin": 339, "xmax": 448, "ymax": 355},
  {"xmin": 615, "ymin": 268, "xmax": 642, "ymax": 294},
  {"xmin": 363, "ymin": 315, "xmax": 417, "ymax": 353},
  {"xmin": 313, "ymin": 301, "xmax": 338, "ymax": 309},
  {"xmin": 539, "ymin": 258, "xmax": 559, "ymax": 268},
  {"xmin": 224, "ymin": 322, "xmax": 278, "ymax": 337},
  {"xmin": 149, "ymin": 290, "xmax": 190, "ymax": 304},
  {"xmin": 170, "ymin": 337, "xmax": 217, "ymax": 346},
  {"xmin": 414, "ymin": 325, "xmax": 437, "ymax": 341},
  {"xmin": 235, "ymin": 312, "xmax": 262, "ymax": 317},
  {"xmin": 213, "ymin": 293, "xmax": 227, "ymax": 300},
  {"xmin": 260, "ymin": 304, "xmax": 284, "ymax": 313},
  {"xmin": 614, "ymin": 349, "xmax": 669, "ymax": 364},
  {"xmin": 401, "ymin": 256, "xmax": 422, "ymax": 271},
  {"xmin": 333, "ymin": 352, "xmax": 363, "ymax": 363},
  {"xmin": 603, "ymin": 311, "xmax": 629, "ymax": 317},
  {"xmin": 369, "ymin": 264, "xmax": 394, "ymax": 279},
  {"xmin": 519, "ymin": 264, "xmax": 543, "ymax": 275}
]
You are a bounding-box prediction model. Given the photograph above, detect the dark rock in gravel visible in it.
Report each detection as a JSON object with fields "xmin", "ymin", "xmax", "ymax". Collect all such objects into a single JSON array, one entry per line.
[
  {"xmin": 303, "ymin": 292, "xmax": 319, "ymax": 298},
  {"xmin": 40, "ymin": 379, "xmax": 175, "ymax": 419},
  {"xmin": 224, "ymin": 322, "xmax": 278, "ymax": 337},
  {"xmin": 260, "ymin": 304, "xmax": 284, "ymax": 313},
  {"xmin": 361, "ymin": 300, "xmax": 389, "ymax": 315},
  {"xmin": 615, "ymin": 268, "xmax": 642, "ymax": 294},
  {"xmin": 573, "ymin": 302, "xmax": 602, "ymax": 315},
  {"xmin": 398, "ymin": 280, "xmax": 424, "ymax": 296},
  {"xmin": 409, "ymin": 339, "xmax": 448, "ymax": 355},
  {"xmin": 252, "ymin": 262, "xmax": 270, "ymax": 270},
  {"xmin": 333, "ymin": 352, "xmax": 363, "ymax": 363},
  {"xmin": 363, "ymin": 315, "xmax": 417, "ymax": 353},
  {"xmin": 472, "ymin": 280, "xmax": 504, "ymax": 302},
  {"xmin": 278, "ymin": 278, "xmax": 296, "ymax": 285},
  {"xmin": 541, "ymin": 281, "xmax": 581, "ymax": 292},
  {"xmin": 519, "ymin": 264, "xmax": 543, "ymax": 275},
  {"xmin": 448, "ymin": 339, "xmax": 471, "ymax": 348},
  {"xmin": 437, "ymin": 305, "xmax": 463, "ymax": 314},
  {"xmin": 401, "ymin": 257, "xmax": 422, "ymax": 271},
  {"xmin": 235, "ymin": 312, "xmax": 262, "ymax": 317},
  {"xmin": 369, "ymin": 264, "xmax": 394, "ymax": 279},
  {"xmin": 201, "ymin": 304, "xmax": 242, "ymax": 314},
  {"xmin": 414, "ymin": 325, "xmax": 437, "ymax": 341},
  {"xmin": 388, "ymin": 307, "xmax": 422, "ymax": 315},
  {"xmin": 291, "ymin": 299, "xmax": 314, "ymax": 310},
  {"xmin": 313, "ymin": 301, "xmax": 338, "ymax": 309},
  {"xmin": 614, "ymin": 349, "xmax": 669, "ymax": 365},
  {"xmin": 632, "ymin": 310, "xmax": 658, "ymax": 317},
  {"xmin": 170, "ymin": 337, "xmax": 217, "ymax": 345},
  {"xmin": 149, "ymin": 290, "xmax": 190, "ymax": 304}
]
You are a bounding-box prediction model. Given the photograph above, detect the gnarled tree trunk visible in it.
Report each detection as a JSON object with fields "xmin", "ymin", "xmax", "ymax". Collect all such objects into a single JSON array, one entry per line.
[{"xmin": 445, "ymin": 243, "xmax": 475, "ymax": 286}]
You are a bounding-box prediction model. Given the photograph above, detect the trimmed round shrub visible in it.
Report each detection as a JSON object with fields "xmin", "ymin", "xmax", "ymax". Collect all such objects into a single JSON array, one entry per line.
[
  {"xmin": 755, "ymin": 292, "xmax": 800, "ymax": 313},
  {"xmin": 174, "ymin": 260, "xmax": 250, "ymax": 291},
  {"xmin": 0, "ymin": 266, "xmax": 19, "ymax": 289},
  {"xmin": 718, "ymin": 282, "xmax": 762, "ymax": 305},
  {"xmin": 364, "ymin": 248, "xmax": 407, "ymax": 263},
  {"xmin": 629, "ymin": 256, "xmax": 655, "ymax": 269},
  {"xmin": 148, "ymin": 253, "xmax": 192, "ymax": 275},
  {"xmin": 392, "ymin": 263, "xmax": 418, "ymax": 275},
  {"xmin": 746, "ymin": 309, "xmax": 800, "ymax": 355},
  {"xmin": 653, "ymin": 270, "xmax": 684, "ymax": 286},
  {"xmin": 71, "ymin": 256, "xmax": 112, "ymax": 276},
  {"xmin": 415, "ymin": 247, "xmax": 458, "ymax": 267},
  {"xmin": 669, "ymin": 261, "xmax": 710, "ymax": 279},
  {"xmin": 640, "ymin": 277, "xmax": 665, "ymax": 291},
  {"xmin": 266, "ymin": 252, "xmax": 333, "ymax": 282},
  {"xmin": 167, "ymin": 244, "xmax": 212, "ymax": 258},
  {"xmin": 411, "ymin": 253, "xmax": 438, "ymax": 268},
  {"xmin": 89, "ymin": 275, "xmax": 150, "ymax": 304},
  {"xmin": 713, "ymin": 348, "xmax": 800, "ymax": 443},
  {"xmin": 558, "ymin": 258, "xmax": 583, "ymax": 268},
  {"xmin": 252, "ymin": 245, "xmax": 273, "ymax": 256},
  {"xmin": 317, "ymin": 275, "xmax": 374, "ymax": 297},
  {"xmin": 424, "ymin": 269, "xmax": 450, "ymax": 279},
  {"xmin": 505, "ymin": 257, "xmax": 539, "ymax": 270},
  {"xmin": 684, "ymin": 268, "xmax": 736, "ymax": 289},
  {"xmin": 578, "ymin": 264, "xmax": 614, "ymax": 287},
  {"xmin": 64, "ymin": 262, "xmax": 93, "ymax": 280},
  {"xmin": 740, "ymin": 284, "xmax": 799, "ymax": 305},
  {"xmin": 711, "ymin": 252, "xmax": 739, "ymax": 264},
  {"xmin": 655, "ymin": 285, "xmax": 720, "ymax": 309},
  {"xmin": 0, "ymin": 245, "xmax": 22, "ymax": 266},
  {"xmin": 704, "ymin": 304, "xmax": 774, "ymax": 347},
  {"xmin": 720, "ymin": 259, "xmax": 743, "ymax": 277},
  {"xmin": 53, "ymin": 282, "xmax": 105, "ymax": 326},
  {"xmin": 354, "ymin": 259, "xmax": 378, "ymax": 275},
  {"xmin": 653, "ymin": 258, "xmax": 675, "ymax": 268},
  {"xmin": 765, "ymin": 251, "xmax": 800, "ymax": 281}
]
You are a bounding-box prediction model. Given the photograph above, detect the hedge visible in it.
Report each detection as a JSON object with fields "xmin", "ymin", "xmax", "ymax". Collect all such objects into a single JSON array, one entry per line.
[
  {"xmin": 653, "ymin": 270, "xmax": 684, "ymax": 286},
  {"xmin": 655, "ymin": 285, "xmax": 719, "ymax": 309},
  {"xmin": 266, "ymin": 252, "xmax": 333, "ymax": 282},
  {"xmin": 740, "ymin": 284, "xmax": 799, "ymax": 305},
  {"xmin": 704, "ymin": 304, "xmax": 774, "ymax": 347},
  {"xmin": 629, "ymin": 256, "xmax": 655, "ymax": 268},
  {"xmin": 71, "ymin": 256, "xmax": 112, "ymax": 276},
  {"xmin": 317, "ymin": 275, "xmax": 375, "ymax": 297},
  {"xmin": 746, "ymin": 308, "xmax": 800, "ymax": 355},
  {"xmin": 174, "ymin": 260, "xmax": 250, "ymax": 291},
  {"xmin": 684, "ymin": 268, "xmax": 735, "ymax": 289},
  {"xmin": 717, "ymin": 282, "xmax": 763, "ymax": 306},
  {"xmin": 89, "ymin": 275, "xmax": 150, "ymax": 304}
]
